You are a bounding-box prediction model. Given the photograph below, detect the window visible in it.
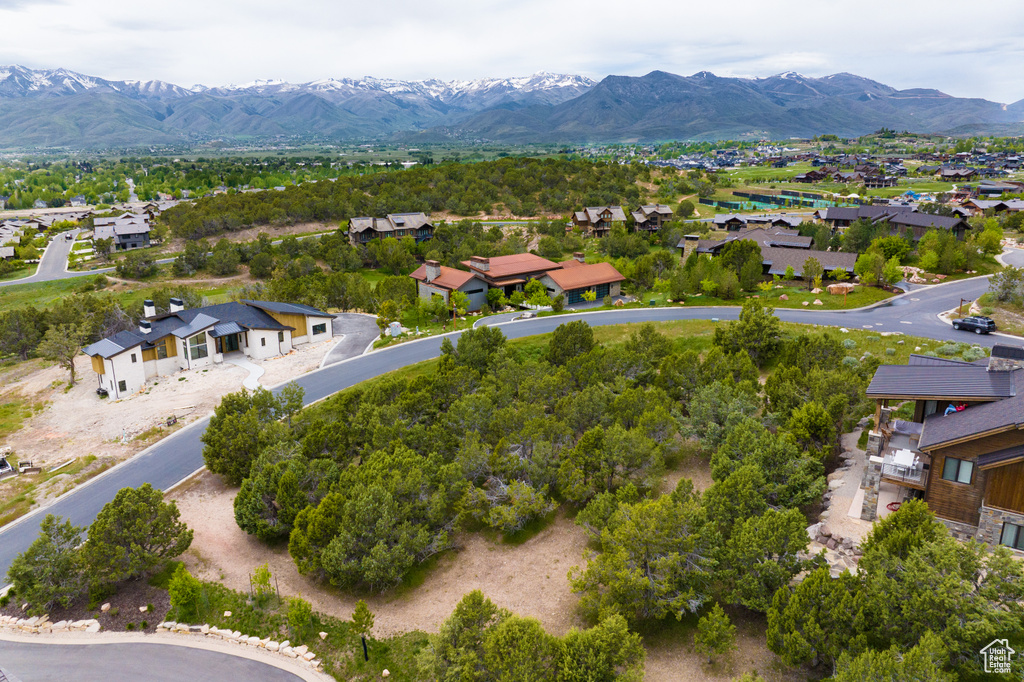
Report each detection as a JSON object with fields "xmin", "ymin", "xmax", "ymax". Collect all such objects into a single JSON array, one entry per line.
[
  {"xmin": 118, "ymin": 380, "xmax": 126, "ymax": 393},
  {"xmin": 188, "ymin": 333, "xmax": 208, "ymax": 360},
  {"xmin": 941, "ymin": 456, "xmax": 974, "ymax": 484},
  {"xmin": 156, "ymin": 341, "xmax": 167, "ymax": 360},
  {"xmin": 131, "ymin": 353, "xmax": 137, "ymax": 363},
  {"xmin": 278, "ymin": 331, "xmax": 284, "ymax": 342},
  {"xmin": 261, "ymin": 338, "xmax": 266, "ymax": 347},
  {"xmin": 1000, "ymin": 523, "xmax": 1024, "ymax": 551},
  {"xmin": 312, "ymin": 323, "xmax": 326, "ymax": 335},
  {"xmin": 464, "ymin": 288, "xmax": 484, "ymax": 295}
]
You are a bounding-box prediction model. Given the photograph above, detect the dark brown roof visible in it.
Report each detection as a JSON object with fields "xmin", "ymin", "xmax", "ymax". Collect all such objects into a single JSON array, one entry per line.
[
  {"xmin": 762, "ymin": 247, "xmax": 857, "ymax": 276},
  {"xmin": 866, "ymin": 364, "xmax": 1017, "ymax": 401},
  {"xmin": 993, "ymin": 344, "xmax": 1024, "ymax": 360}
]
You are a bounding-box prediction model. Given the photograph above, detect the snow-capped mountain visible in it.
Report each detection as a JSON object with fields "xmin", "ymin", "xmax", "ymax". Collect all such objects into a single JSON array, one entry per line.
[{"xmin": 0, "ymin": 65, "xmax": 195, "ymax": 100}]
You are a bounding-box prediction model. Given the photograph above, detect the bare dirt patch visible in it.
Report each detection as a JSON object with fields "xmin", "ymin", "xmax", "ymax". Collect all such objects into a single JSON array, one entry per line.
[
  {"xmin": 169, "ymin": 471, "xmax": 589, "ymax": 638},
  {"xmin": 0, "ymin": 337, "xmax": 338, "ymax": 517},
  {"xmin": 162, "ymin": 222, "xmax": 343, "ymax": 253}
]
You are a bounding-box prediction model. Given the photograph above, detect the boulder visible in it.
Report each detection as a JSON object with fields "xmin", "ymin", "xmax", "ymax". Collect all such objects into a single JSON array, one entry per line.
[
  {"xmin": 383, "ymin": 671, "xmax": 391, "ymax": 678},
  {"xmin": 293, "ymin": 645, "xmax": 308, "ymax": 656},
  {"xmin": 303, "ymin": 652, "xmax": 317, "ymax": 661},
  {"xmin": 828, "ymin": 479, "xmax": 844, "ymax": 490},
  {"xmin": 819, "ymin": 526, "xmax": 833, "ymax": 538},
  {"xmin": 266, "ymin": 641, "xmax": 280, "ymax": 652},
  {"xmin": 811, "ymin": 287, "xmax": 823, "ymax": 294},
  {"xmin": 801, "ymin": 301, "xmax": 810, "ymax": 306},
  {"xmin": 139, "ymin": 606, "xmax": 148, "ymax": 613},
  {"xmin": 841, "ymin": 538, "xmax": 855, "ymax": 550},
  {"xmin": 100, "ymin": 603, "xmax": 111, "ymax": 613},
  {"xmin": 319, "ymin": 631, "xmax": 328, "ymax": 640},
  {"xmin": 86, "ymin": 622, "xmax": 101, "ymax": 633},
  {"xmin": 827, "ymin": 538, "xmax": 838, "ymax": 550},
  {"xmin": 813, "ymin": 299, "xmax": 823, "ymax": 306},
  {"xmin": 778, "ymin": 294, "xmax": 788, "ymax": 301},
  {"xmin": 223, "ymin": 611, "xmax": 232, "ymax": 618}
]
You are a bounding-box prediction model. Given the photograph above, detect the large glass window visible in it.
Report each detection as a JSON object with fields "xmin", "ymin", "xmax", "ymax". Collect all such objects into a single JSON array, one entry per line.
[
  {"xmin": 941, "ymin": 457, "xmax": 974, "ymax": 484},
  {"xmin": 189, "ymin": 333, "xmax": 208, "ymax": 360},
  {"xmin": 157, "ymin": 341, "xmax": 167, "ymax": 359},
  {"xmin": 1000, "ymin": 523, "xmax": 1024, "ymax": 551},
  {"xmin": 312, "ymin": 323, "xmax": 326, "ymax": 335}
]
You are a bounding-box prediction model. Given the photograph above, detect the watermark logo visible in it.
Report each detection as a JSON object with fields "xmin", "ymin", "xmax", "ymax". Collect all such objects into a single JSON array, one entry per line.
[{"xmin": 980, "ymin": 638, "xmax": 1015, "ymax": 674}]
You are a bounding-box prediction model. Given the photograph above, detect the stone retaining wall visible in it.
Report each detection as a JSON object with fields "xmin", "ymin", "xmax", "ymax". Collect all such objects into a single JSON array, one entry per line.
[
  {"xmin": 0, "ymin": 614, "xmax": 323, "ymax": 674},
  {"xmin": 155, "ymin": 621, "xmax": 323, "ymax": 672}
]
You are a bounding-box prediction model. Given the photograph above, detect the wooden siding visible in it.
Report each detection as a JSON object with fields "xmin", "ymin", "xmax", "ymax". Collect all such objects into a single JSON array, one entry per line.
[
  {"xmin": 928, "ymin": 429, "xmax": 1024, "ymax": 458},
  {"xmin": 163, "ymin": 337, "xmax": 177, "ymax": 357},
  {"xmin": 925, "ymin": 451, "xmax": 986, "ymax": 525},
  {"xmin": 984, "ymin": 461, "xmax": 1024, "ymax": 514},
  {"xmin": 142, "ymin": 348, "xmax": 157, "ymax": 362},
  {"xmin": 264, "ymin": 311, "xmax": 305, "ymax": 336},
  {"xmin": 91, "ymin": 355, "xmax": 104, "ymax": 374}
]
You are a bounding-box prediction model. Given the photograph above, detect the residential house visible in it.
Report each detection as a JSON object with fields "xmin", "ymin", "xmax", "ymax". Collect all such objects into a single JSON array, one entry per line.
[
  {"xmin": 69, "ymin": 195, "xmax": 87, "ymax": 208},
  {"xmin": 93, "ymin": 213, "xmax": 152, "ymax": 251},
  {"xmin": 816, "ymin": 205, "xmax": 972, "ymax": 241},
  {"xmin": 409, "ymin": 260, "xmax": 490, "ymax": 312},
  {"xmin": 863, "ymin": 346, "xmax": 1024, "ymax": 550},
  {"xmin": 83, "ymin": 299, "xmax": 334, "ymax": 399},
  {"xmin": 0, "ymin": 246, "xmax": 15, "ymax": 260},
  {"xmin": 680, "ymin": 226, "xmax": 857, "ymax": 277},
  {"xmin": 630, "ymin": 205, "xmax": 674, "ymax": 233},
  {"xmin": 32, "ymin": 199, "xmax": 47, "ymax": 209},
  {"xmin": 538, "ymin": 254, "xmax": 625, "ymax": 304},
  {"xmin": 409, "ymin": 252, "xmax": 625, "ymax": 311},
  {"xmin": 347, "ymin": 213, "xmax": 434, "ymax": 246},
  {"xmin": 570, "ymin": 206, "xmax": 627, "ymax": 238}
]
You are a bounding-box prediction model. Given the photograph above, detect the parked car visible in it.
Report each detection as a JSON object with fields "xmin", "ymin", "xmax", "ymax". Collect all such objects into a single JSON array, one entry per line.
[{"xmin": 951, "ymin": 316, "xmax": 996, "ymax": 334}]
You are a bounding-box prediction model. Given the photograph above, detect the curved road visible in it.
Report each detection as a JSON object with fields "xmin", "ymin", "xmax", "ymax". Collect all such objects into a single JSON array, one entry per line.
[
  {"xmin": 2, "ymin": 262, "xmax": 1021, "ymax": 580},
  {"xmin": 0, "ymin": 640, "xmax": 303, "ymax": 682}
]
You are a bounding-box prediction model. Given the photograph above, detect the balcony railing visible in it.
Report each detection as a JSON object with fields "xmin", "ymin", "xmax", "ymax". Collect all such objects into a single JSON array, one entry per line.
[{"xmin": 881, "ymin": 455, "xmax": 929, "ymax": 489}]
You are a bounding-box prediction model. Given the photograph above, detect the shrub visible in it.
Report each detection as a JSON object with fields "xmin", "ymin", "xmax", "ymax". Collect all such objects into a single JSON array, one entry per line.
[
  {"xmin": 602, "ymin": 295, "xmax": 612, "ymax": 306},
  {"xmin": 287, "ymin": 597, "xmax": 314, "ymax": 640},
  {"xmin": 936, "ymin": 344, "xmax": 959, "ymax": 356},
  {"xmin": 108, "ymin": 607, "xmax": 119, "ymax": 617},
  {"xmin": 885, "ymin": 348, "xmax": 896, "ymax": 356},
  {"xmin": 552, "ymin": 294, "xmax": 565, "ymax": 312},
  {"xmin": 168, "ymin": 564, "xmax": 202, "ymax": 622},
  {"xmin": 843, "ymin": 339, "xmax": 856, "ymax": 349},
  {"xmin": 126, "ymin": 622, "xmax": 135, "ymax": 631},
  {"xmin": 141, "ymin": 620, "xmax": 148, "ymax": 629},
  {"xmin": 842, "ymin": 357, "xmax": 859, "ymax": 368}
]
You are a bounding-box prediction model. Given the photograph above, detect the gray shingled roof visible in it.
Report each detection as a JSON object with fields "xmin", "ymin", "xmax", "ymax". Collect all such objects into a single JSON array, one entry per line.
[
  {"xmin": 171, "ymin": 313, "xmax": 219, "ymax": 339},
  {"xmin": 919, "ymin": 377, "xmax": 1024, "ymax": 449},
  {"xmin": 242, "ymin": 300, "xmax": 331, "ymax": 317},
  {"xmin": 866, "ymin": 364, "xmax": 1017, "ymax": 400}
]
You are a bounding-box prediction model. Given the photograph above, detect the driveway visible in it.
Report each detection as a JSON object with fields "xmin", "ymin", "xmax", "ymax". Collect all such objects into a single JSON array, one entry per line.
[
  {"xmin": 0, "ymin": 639, "xmax": 304, "ymax": 682},
  {"xmin": 320, "ymin": 314, "xmax": 380, "ymax": 367}
]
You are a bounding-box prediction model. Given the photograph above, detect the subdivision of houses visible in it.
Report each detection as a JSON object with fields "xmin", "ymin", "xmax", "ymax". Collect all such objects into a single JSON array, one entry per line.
[
  {"xmin": 677, "ymin": 226, "xmax": 857, "ymax": 277},
  {"xmin": 409, "ymin": 252, "xmax": 625, "ymax": 311},
  {"xmin": 347, "ymin": 213, "xmax": 435, "ymax": 246},
  {"xmin": 630, "ymin": 204, "xmax": 674, "ymax": 233},
  {"xmin": 83, "ymin": 299, "xmax": 334, "ymax": 399},
  {"xmin": 570, "ymin": 206, "xmax": 627, "ymax": 237},
  {"xmin": 863, "ymin": 346, "xmax": 1024, "ymax": 550},
  {"xmin": 92, "ymin": 213, "xmax": 152, "ymax": 251}
]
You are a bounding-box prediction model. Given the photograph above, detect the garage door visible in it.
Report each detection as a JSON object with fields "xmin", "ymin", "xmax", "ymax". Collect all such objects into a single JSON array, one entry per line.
[
  {"xmin": 596, "ymin": 283, "xmax": 610, "ymax": 298},
  {"xmin": 567, "ymin": 289, "xmax": 585, "ymax": 305}
]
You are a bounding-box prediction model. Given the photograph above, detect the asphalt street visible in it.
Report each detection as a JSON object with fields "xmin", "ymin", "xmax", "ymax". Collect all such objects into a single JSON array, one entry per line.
[
  {"xmin": 2, "ymin": 266, "xmax": 1021, "ymax": 581},
  {"xmin": 321, "ymin": 314, "xmax": 380, "ymax": 367},
  {"xmin": 0, "ymin": 640, "xmax": 303, "ymax": 682}
]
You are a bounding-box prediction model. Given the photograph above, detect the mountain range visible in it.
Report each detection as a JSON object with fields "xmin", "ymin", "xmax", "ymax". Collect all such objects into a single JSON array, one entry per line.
[{"xmin": 0, "ymin": 65, "xmax": 1021, "ymax": 149}]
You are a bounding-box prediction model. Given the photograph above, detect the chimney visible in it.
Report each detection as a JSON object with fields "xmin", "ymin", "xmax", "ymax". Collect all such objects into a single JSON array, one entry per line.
[
  {"xmin": 988, "ymin": 344, "xmax": 1024, "ymax": 372},
  {"xmin": 424, "ymin": 260, "xmax": 441, "ymax": 283},
  {"xmin": 143, "ymin": 299, "xmax": 156, "ymax": 318},
  {"xmin": 573, "ymin": 252, "xmax": 586, "ymax": 264},
  {"xmin": 139, "ymin": 320, "xmax": 152, "ymax": 335},
  {"xmin": 169, "ymin": 297, "xmax": 184, "ymax": 313},
  {"xmin": 470, "ymin": 256, "xmax": 490, "ymax": 272}
]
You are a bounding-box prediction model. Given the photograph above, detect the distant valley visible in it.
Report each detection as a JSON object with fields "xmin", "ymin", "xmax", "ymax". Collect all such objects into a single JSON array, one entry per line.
[{"xmin": 0, "ymin": 65, "xmax": 1021, "ymax": 149}]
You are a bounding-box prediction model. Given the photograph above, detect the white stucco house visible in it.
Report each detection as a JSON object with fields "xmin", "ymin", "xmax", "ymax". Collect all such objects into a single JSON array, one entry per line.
[{"xmin": 83, "ymin": 298, "xmax": 334, "ymax": 399}]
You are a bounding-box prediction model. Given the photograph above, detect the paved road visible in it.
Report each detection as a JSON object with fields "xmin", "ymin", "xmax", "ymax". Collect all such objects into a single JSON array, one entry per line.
[
  {"xmin": 0, "ymin": 640, "xmax": 303, "ymax": 682},
  {"xmin": 0, "ymin": 229, "xmax": 96, "ymax": 288},
  {"xmin": 1, "ymin": 253, "xmax": 1022, "ymax": 582}
]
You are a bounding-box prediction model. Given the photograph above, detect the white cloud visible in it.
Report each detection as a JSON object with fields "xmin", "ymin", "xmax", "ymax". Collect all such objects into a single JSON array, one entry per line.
[{"xmin": 0, "ymin": 0, "xmax": 1022, "ymax": 102}]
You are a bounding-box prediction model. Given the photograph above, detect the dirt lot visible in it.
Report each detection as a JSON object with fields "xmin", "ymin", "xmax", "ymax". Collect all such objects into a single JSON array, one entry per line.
[
  {"xmin": 171, "ymin": 463, "xmax": 802, "ymax": 682},
  {"xmin": 0, "ymin": 335, "xmax": 338, "ymax": 513}
]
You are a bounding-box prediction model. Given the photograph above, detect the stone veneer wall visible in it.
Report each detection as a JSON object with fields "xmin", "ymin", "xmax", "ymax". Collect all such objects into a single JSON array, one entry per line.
[
  {"xmin": 860, "ymin": 455, "xmax": 883, "ymax": 522},
  {"xmin": 940, "ymin": 517, "xmax": 980, "ymax": 542},
  {"xmin": 977, "ymin": 505, "xmax": 1024, "ymax": 547}
]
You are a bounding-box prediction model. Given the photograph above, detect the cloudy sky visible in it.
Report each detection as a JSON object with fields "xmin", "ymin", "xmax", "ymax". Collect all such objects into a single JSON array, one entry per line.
[{"xmin": 2, "ymin": 0, "xmax": 1023, "ymax": 102}]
